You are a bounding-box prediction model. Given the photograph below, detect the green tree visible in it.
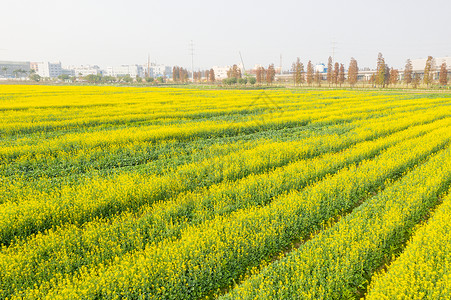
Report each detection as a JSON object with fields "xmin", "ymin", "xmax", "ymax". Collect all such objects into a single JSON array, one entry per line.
[
  {"xmin": 13, "ymin": 69, "xmax": 26, "ymax": 78},
  {"xmin": 85, "ymin": 74, "xmax": 102, "ymax": 83},
  {"xmin": 29, "ymin": 74, "xmax": 41, "ymax": 82},
  {"xmin": 58, "ymin": 74, "xmax": 70, "ymax": 80},
  {"xmin": 238, "ymin": 78, "xmax": 247, "ymax": 85},
  {"xmin": 121, "ymin": 75, "xmax": 133, "ymax": 83},
  {"xmin": 145, "ymin": 77, "xmax": 154, "ymax": 83},
  {"xmin": 1, "ymin": 66, "xmax": 7, "ymax": 77},
  {"xmin": 102, "ymin": 76, "xmax": 116, "ymax": 83},
  {"xmin": 248, "ymin": 77, "xmax": 256, "ymax": 85}
]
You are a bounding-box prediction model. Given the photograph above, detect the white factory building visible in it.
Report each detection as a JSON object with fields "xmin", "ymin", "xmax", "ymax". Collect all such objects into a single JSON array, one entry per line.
[
  {"xmin": 144, "ymin": 64, "xmax": 172, "ymax": 78},
  {"xmin": 410, "ymin": 57, "xmax": 451, "ymax": 72},
  {"xmin": 34, "ymin": 62, "xmax": 63, "ymax": 78},
  {"xmin": 66, "ymin": 65, "xmax": 102, "ymax": 77},
  {"xmin": 212, "ymin": 64, "xmax": 244, "ymax": 80},
  {"xmin": 106, "ymin": 65, "xmax": 144, "ymax": 78}
]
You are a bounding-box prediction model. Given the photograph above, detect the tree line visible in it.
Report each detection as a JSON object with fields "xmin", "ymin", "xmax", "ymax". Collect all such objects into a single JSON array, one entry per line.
[{"xmin": 291, "ymin": 53, "xmax": 449, "ymax": 88}]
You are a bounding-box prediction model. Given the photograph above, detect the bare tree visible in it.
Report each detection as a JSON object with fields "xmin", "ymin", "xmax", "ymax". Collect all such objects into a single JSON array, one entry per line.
[
  {"xmin": 267, "ymin": 64, "xmax": 276, "ymax": 84},
  {"xmin": 376, "ymin": 53, "xmax": 386, "ymax": 87},
  {"xmin": 299, "ymin": 62, "xmax": 305, "ymax": 84},
  {"xmin": 172, "ymin": 66, "xmax": 179, "ymax": 82},
  {"xmin": 256, "ymin": 67, "xmax": 263, "ymax": 84},
  {"xmin": 338, "ymin": 64, "xmax": 345, "ymax": 87},
  {"xmin": 423, "ymin": 56, "xmax": 435, "ymax": 87},
  {"xmin": 293, "ymin": 58, "xmax": 303, "ymax": 86},
  {"xmin": 439, "ymin": 62, "xmax": 448, "ymax": 86},
  {"xmin": 333, "ymin": 62, "xmax": 339, "ymax": 85},
  {"xmin": 348, "ymin": 57, "xmax": 358, "ymax": 87},
  {"xmin": 369, "ymin": 73, "xmax": 376, "ymax": 86},
  {"xmin": 384, "ymin": 65, "xmax": 391, "ymax": 87},
  {"xmin": 315, "ymin": 70, "xmax": 321, "ymax": 86},
  {"xmin": 389, "ymin": 68, "xmax": 399, "ymax": 85},
  {"xmin": 228, "ymin": 64, "xmax": 241, "ymax": 79},
  {"xmin": 306, "ymin": 61, "xmax": 314, "ymax": 86},
  {"xmin": 412, "ymin": 73, "xmax": 420, "ymax": 88},
  {"xmin": 209, "ymin": 69, "xmax": 215, "ymax": 82},
  {"xmin": 404, "ymin": 59, "xmax": 413, "ymax": 87},
  {"xmin": 327, "ymin": 56, "xmax": 333, "ymax": 86}
]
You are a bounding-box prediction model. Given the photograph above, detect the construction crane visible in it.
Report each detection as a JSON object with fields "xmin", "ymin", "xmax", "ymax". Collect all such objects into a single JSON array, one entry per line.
[{"xmin": 239, "ymin": 51, "xmax": 246, "ymax": 76}]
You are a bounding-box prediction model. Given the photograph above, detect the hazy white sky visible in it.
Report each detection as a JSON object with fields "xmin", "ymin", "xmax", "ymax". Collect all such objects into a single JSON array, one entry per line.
[{"xmin": 2, "ymin": 0, "xmax": 450, "ymax": 70}]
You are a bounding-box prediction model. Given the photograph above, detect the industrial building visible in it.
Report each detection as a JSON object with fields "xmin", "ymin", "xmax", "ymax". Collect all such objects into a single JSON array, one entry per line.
[{"xmin": 0, "ymin": 61, "xmax": 30, "ymax": 78}]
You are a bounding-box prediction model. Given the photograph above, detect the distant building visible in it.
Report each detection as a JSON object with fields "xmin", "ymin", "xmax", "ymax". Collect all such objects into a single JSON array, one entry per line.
[
  {"xmin": 144, "ymin": 64, "xmax": 172, "ymax": 78},
  {"xmin": 106, "ymin": 65, "xmax": 144, "ymax": 77},
  {"xmin": 407, "ymin": 56, "xmax": 451, "ymax": 80},
  {"xmin": 66, "ymin": 65, "xmax": 102, "ymax": 77},
  {"xmin": 30, "ymin": 62, "xmax": 39, "ymax": 73},
  {"xmin": 211, "ymin": 66, "xmax": 230, "ymax": 80},
  {"xmin": 314, "ymin": 63, "xmax": 326, "ymax": 73},
  {"xmin": 411, "ymin": 57, "xmax": 451, "ymax": 72},
  {"xmin": 0, "ymin": 61, "xmax": 30, "ymax": 78},
  {"xmin": 36, "ymin": 62, "xmax": 62, "ymax": 78},
  {"xmin": 212, "ymin": 64, "xmax": 244, "ymax": 80}
]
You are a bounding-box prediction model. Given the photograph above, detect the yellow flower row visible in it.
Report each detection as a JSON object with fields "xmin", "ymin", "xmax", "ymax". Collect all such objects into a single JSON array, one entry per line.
[
  {"xmin": 16, "ymin": 122, "xmax": 451, "ymax": 299},
  {"xmin": 2, "ymin": 101, "xmax": 445, "ymax": 246},
  {"xmin": 222, "ymin": 141, "xmax": 451, "ymax": 299},
  {"xmin": 366, "ymin": 188, "xmax": 451, "ymax": 299},
  {"xmin": 1, "ymin": 116, "xmax": 447, "ymax": 298}
]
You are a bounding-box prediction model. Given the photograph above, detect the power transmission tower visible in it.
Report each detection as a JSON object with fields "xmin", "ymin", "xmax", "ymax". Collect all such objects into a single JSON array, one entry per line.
[
  {"xmin": 331, "ymin": 41, "xmax": 338, "ymax": 62},
  {"xmin": 189, "ymin": 40, "xmax": 194, "ymax": 82},
  {"xmin": 280, "ymin": 54, "xmax": 282, "ymax": 74},
  {"xmin": 147, "ymin": 53, "xmax": 150, "ymax": 78}
]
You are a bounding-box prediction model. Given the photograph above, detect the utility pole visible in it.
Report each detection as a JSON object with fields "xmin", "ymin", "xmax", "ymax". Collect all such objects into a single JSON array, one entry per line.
[
  {"xmin": 331, "ymin": 41, "xmax": 337, "ymax": 62},
  {"xmin": 189, "ymin": 40, "xmax": 194, "ymax": 82},
  {"xmin": 147, "ymin": 53, "xmax": 150, "ymax": 78},
  {"xmin": 280, "ymin": 54, "xmax": 282, "ymax": 74}
]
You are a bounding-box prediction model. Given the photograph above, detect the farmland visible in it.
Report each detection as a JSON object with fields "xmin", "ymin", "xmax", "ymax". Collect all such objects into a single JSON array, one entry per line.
[{"xmin": 0, "ymin": 85, "xmax": 450, "ymax": 299}]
